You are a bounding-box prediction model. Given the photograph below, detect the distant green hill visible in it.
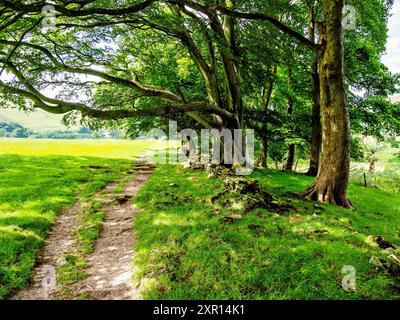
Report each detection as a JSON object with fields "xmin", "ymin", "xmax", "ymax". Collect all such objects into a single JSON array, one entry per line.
[
  {"xmin": 0, "ymin": 110, "xmax": 122, "ymax": 139},
  {"xmin": 0, "ymin": 109, "xmax": 78, "ymax": 132}
]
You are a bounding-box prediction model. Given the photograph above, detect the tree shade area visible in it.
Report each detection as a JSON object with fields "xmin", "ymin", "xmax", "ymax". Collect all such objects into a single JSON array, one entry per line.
[{"xmin": 0, "ymin": 0, "xmax": 399, "ymax": 303}]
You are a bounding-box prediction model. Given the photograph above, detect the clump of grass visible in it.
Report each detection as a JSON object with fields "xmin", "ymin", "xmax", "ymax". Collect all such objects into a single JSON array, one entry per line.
[
  {"xmin": 76, "ymin": 201, "xmax": 104, "ymax": 254},
  {"xmin": 113, "ymin": 177, "xmax": 130, "ymax": 194},
  {"xmin": 56, "ymin": 200, "xmax": 105, "ymax": 288},
  {"xmin": 57, "ymin": 254, "xmax": 88, "ymax": 286}
]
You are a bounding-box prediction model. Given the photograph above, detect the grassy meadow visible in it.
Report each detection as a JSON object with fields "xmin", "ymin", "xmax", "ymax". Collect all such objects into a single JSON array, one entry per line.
[
  {"xmin": 0, "ymin": 138, "xmax": 399, "ymax": 300},
  {"xmin": 134, "ymin": 166, "xmax": 400, "ymax": 300},
  {"xmin": 0, "ymin": 138, "xmax": 158, "ymax": 159},
  {"xmin": 0, "ymin": 138, "xmax": 157, "ymax": 298}
]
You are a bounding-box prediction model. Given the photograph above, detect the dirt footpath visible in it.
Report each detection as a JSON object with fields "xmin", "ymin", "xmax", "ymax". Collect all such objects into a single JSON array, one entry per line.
[{"xmin": 15, "ymin": 163, "xmax": 154, "ymax": 300}]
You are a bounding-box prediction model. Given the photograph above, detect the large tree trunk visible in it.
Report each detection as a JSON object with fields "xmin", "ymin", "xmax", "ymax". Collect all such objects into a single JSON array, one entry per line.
[
  {"xmin": 305, "ymin": 0, "xmax": 352, "ymax": 209},
  {"xmin": 284, "ymin": 98, "xmax": 295, "ymax": 171},
  {"xmin": 306, "ymin": 60, "xmax": 321, "ymax": 176},
  {"xmin": 306, "ymin": 13, "xmax": 321, "ymax": 176},
  {"xmin": 260, "ymin": 65, "xmax": 276, "ymax": 169},
  {"xmin": 223, "ymin": 0, "xmax": 244, "ymax": 128},
  {"xmin": 260, "ymin": 134, "xmax": 268, "ymax": 168},
  {"xmin": 285, "ymin": 144, "xmax": 295, "ymax": 171}
]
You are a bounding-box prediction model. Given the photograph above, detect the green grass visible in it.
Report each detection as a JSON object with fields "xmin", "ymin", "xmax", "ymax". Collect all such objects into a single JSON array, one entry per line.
[
  {"xmin": 56, "ymin": 200, "xmax": 105, "ymax": 289},
  {"xmin": 0, "ymin": 138, "xmax": 163, "ymax": 159},
  {"xmin": 0, "ymin": 138, "xmax": 160, "ymax": 298},
  {"xmin": 133, "ymin": 165, "xmax": 400, "ymax": 300},
  {"xmin": 1, "ymin": 138, "xmax": 399, "ymax": 300},
  {"xmin": 0, "ymin": 154, "xmax": 133, "ymax": 298},
  {"xmin": 350, "ymin": 158, "xmax": 400, "ymax": 193}
]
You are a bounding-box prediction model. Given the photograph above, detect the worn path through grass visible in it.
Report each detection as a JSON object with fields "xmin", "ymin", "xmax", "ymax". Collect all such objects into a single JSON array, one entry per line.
[
  {"xmin": 0, "ymin": 138, "xmax": 158, "ymax": 299},
  {"xmin": 15, "ymin": 162, "xmax": 155, "ymax": 300},
  {"xmin": 0, "ymin": 155, "xmax": 133, "ymax": 298}
]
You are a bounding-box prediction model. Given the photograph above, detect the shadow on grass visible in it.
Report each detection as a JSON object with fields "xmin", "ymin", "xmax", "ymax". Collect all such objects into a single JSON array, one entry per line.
[{"xmin": 133, "ymin": 165, "xmax": 400, "ymax": 300}]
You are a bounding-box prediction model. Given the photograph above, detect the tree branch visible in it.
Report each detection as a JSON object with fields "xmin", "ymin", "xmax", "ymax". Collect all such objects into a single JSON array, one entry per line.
[
  {"xmin": 0, "ymin": 39, "xmax": 182, "ymax": 102},
  {"xmin": 169, "ymin": 0, "xmax": 317, "ymax": 52},
  {"xmin": 0, "ymin": 78, "xmax": 234, "ymax": 121},
  {"xmin": 0, "ymin": 0, "xmax": 155, "ymax": 17},
  {"xmin": 0, "ymin": 17, "xmax": 43, "ymax": 77},
  {"xmin": 215, "ymin": 5, "xmax": 317, "ymax": 52}
]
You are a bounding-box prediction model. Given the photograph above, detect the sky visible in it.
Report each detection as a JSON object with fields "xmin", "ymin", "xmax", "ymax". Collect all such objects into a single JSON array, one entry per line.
[
  {"xmin": 1, "ymin": 3, "xmax": 400, "ymax": 129},
  {"xmin": 382, "ymin": 0, "xmax": 400, "ymax": 74}
]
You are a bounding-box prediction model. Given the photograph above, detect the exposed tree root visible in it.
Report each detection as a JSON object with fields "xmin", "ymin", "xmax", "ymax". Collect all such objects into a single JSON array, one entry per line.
[
  {"xmin": 304, "ymin": 182, "xmax": 353, "ymax": 209},
  {"xmin": 210, "ymin": 176, "xmax": 294, "ymax": 213}
]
